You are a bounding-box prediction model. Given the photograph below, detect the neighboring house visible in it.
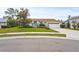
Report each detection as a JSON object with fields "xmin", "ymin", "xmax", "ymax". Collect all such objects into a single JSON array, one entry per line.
[
  {"xmin": 0, "ymin": 18, "xmax": 7, "ymax": 28},
  {"xmin": 30, "ymin": 18, "xmax": 61, "ymax": 28},
  {"xmin": 68, "ymin": 16, "xmax": 79, "ymax": 22},
  {"xmin": 66, "ymin": 16, "xmax": 79, "ymax": 28}
]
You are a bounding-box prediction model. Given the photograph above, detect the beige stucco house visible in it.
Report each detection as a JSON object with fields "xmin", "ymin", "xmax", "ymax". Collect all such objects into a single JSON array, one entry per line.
[{"xmin": 30, "ymin": 18, "xmax": 61, "ymax": 28}]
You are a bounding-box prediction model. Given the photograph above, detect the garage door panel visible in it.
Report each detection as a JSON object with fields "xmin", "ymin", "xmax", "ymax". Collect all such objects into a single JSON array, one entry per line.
[{"xmin": 49, "ymin": 24, "xmax": 60, "ymax": 28}]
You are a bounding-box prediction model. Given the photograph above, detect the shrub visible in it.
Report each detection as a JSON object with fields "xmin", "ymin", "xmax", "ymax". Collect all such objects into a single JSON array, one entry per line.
[
  {"xmin": 39, "ymin": 23, "xmax": 45, "ymax": 27},
  {"xmin": 72, "ymin": 24, "xmax": 76, "ymax": 29},
  {"xmin": 39, "ymin": 22, "xmax": 45, "ymax": 27},
  {"xmin": 72, "ymin": 21, "xmax": 77, "ymax": 29},
  {"xmin": 1, "ymin": 26, "xmax": 9, "ymax": 28},
  {"xmin": 7, "ymin": 19, "xmax": 18, "ymax": 27},
  {"xmin": 77, "ymin": 23, "xmax": 79, "ymax": 28},
  {"xmin": 60, "ymin": 23, "xmax": 65, "ymax": 28}
]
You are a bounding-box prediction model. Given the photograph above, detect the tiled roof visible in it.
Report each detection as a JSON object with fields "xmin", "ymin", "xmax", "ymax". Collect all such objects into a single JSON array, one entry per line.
[{"xmin": 30, "ymin": 18, "xmax": 60, "ymax": 24}]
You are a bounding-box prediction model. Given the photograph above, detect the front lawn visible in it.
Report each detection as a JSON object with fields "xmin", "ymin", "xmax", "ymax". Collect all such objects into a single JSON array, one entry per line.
[{"xmin": 0, "ymin": 27, "xmax": 58, "ymax": 33}]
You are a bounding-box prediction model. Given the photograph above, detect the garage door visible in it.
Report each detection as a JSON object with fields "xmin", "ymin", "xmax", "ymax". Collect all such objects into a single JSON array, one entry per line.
[{"xmin": 49, "ymin": 24, "xmax": 60, "ymax": 28}]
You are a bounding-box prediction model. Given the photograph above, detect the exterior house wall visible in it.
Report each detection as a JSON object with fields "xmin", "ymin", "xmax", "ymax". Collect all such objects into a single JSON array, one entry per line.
[
  {"xmin": 49, "ymin": 23, "xmax": 60, "ymax": 28},
  {"xmin": 0, "ymin": 22, "xmax": 7, "ymax": 26},
  {"xmin": 30, "ymin": 19, "xmax": 60, "ymax": 28},
  {"xmin": 0, "ymin": 22, "xmax": 7, "ymax": 29},
  {"xmin": 0, "ymin": 18, "xmax": 7, "ymax": 29},
  {"xmin": 66, "ymin": 16, "xmax": 79, "ymax": 28},
  {"xmin": 31, "ymin": 21, "xmax": 49, "ymax": 27}
]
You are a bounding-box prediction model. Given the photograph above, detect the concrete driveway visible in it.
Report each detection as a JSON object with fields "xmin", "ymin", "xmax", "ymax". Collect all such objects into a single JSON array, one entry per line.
[{"xmin": 50, "ymin": 28, "xmax": 79, "ymax": 40}]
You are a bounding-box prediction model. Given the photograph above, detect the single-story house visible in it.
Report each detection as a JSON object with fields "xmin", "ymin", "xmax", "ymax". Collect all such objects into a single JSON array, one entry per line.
[{"xmin": 30, "ymin": 18, "xmax": 61, "ymax": 28}]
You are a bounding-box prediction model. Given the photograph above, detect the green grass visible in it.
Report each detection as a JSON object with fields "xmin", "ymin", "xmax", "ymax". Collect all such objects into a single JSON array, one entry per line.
[
  {"xmin": 0, "ymin": 27, "xmax": 58, "ymax": 33},
  {"xmin": 0, "ymin": 34, "xmax": 66, "ymax": 37}
]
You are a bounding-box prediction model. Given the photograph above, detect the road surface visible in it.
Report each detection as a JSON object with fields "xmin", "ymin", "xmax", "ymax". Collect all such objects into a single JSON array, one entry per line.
[{"xmin": 0, "ymin": 38, "xmax": 79, "ymax": 52}]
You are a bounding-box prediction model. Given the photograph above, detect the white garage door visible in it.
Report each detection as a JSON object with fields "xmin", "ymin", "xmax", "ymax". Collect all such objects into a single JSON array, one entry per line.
[{"xmin": 49, "ymin": 24, "xmax": 60, "ymax": 28}]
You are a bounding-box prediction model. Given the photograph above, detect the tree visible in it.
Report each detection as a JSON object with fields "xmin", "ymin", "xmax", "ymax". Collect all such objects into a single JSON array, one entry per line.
[
  {"xmin": 68, "ymin": 15, "xmax": 71, "ymax": 19},
  {"xmin": 17, "ymin": 8, "xmax": 30, "ymax": 19},
  {"xmin": 72, "ymin": 21, "xmax": 77, "ymax": 29},
  {"xmin": 18, "ymin": 19, "xmax": 32, "ymax": 27},
  {"xmin": 4, "ymin": 8, "xmax": 31, "ymax": 27},
  {"xmin": 66, "ymin": 21, "xmax": 71, "ymax": 28},
  {"xmin": 7, "ymin": 19, "xmax": 18, "ymax": 27},
  {"xmin": 77, "ymin": 23, "xmax": 79, "ymax": 28},
  {"xmin": 5, "ymin": 8, "xmax": 16, "ymax": 20},
  {"xmin": 4, "ymin": 8, "xmax": 19, "ymax": 27},
  {"xmin": 17, "ymin": 8, "xmax": 30, "ymax": 27}
]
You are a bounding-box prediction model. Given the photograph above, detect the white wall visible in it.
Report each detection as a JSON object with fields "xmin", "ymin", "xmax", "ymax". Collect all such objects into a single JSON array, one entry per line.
[
  {"xmin": 49, "ymin": 24, "xmax": 60, "ymax": 28},
  {"xmin": 0, "ymin": 22, "xmax": 7, "ymax": 29}
]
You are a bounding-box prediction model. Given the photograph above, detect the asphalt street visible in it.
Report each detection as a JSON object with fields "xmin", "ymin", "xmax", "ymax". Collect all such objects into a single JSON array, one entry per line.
[{"xmin": 0, "ymin": 38, "xmax": 79, "ymax": 52}]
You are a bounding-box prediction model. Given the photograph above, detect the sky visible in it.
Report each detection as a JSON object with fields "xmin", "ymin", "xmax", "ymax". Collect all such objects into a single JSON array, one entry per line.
[{"xmin": 0, "ymin": 7, "xmax": 79, "ymax": 20}]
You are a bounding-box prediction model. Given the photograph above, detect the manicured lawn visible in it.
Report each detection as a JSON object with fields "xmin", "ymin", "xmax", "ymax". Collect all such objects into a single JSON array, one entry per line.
[
  {"xmin": 0, "ymin": 27, "xmax": 58, "ymax": 33},
  {"xmin": 0, "ymin": 34, "xmax": 66, "ymax": 37}
]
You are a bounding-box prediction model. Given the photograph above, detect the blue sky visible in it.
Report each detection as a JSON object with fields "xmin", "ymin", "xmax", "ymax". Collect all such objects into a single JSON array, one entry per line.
[{"xmin": 0, "ymin": 7, "xmax": 79, "ymax": 20}]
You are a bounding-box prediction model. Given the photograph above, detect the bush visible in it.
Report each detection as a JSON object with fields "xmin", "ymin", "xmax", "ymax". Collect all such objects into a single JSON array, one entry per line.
[
  {"xmin": 1, "ymin": 26, "xmax": 9, "ymax": 28},
  {"xmin": 77, "ymin": 23, "xmax": 79, "ymax": 28},
  {"xmin": 72, "ymin": 24, "xmax": 76, "ymax": 29},
  {"xmin": 39, "ymin": 22, "xmax": 45, "ymax": 27},
  {"xmin": 60, "ymin": 23, "xmax": 65, "ymax": 28},
  {"xmin": 39, "ymin": 23, "xmax": 45, "ymax": 27},
  {"xmin": 72, "ymin": 21, "xmax": 77, "ymax": 29},
  {"xmin": 7, "ymin": 19, "xmax": 18, "ymax": 27}
]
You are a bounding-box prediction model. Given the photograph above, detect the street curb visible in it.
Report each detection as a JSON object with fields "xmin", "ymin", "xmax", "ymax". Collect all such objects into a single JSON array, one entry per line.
[{"xmin": 0, "ymin": 36, "xmax": 68, "ymax": 40}]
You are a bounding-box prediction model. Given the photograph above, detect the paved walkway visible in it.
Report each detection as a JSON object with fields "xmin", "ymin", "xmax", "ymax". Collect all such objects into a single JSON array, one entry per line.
[{"xmin": 51, "ymin": 28, "xmax": 79, "ymax": 40}]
